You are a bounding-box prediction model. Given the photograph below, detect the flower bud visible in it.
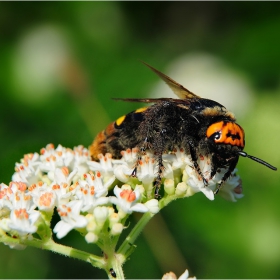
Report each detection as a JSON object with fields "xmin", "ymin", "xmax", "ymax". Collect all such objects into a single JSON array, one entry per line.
[
  {"xmin": 86, "ymin": 217, "xmax": 97, "ymax": 232},
  {"xmin": 145, "ymin": 199, "xmax": 159, "ymax": 214},
  {"xmin": 93, "ymin": 206, "xmax": 109, "ymax": 225},
  {"xmin": 111, "ymin": 223, "xmax": 123, "ymax": 235},
  {"xmin": 85, "ymin": 232, "xmax": 98, "ymax": 243},
  {"xmin": 175, "ymin": 182, "xmax": 188, "ymax": 196},
  {"xmin": 164, "ymin": 179, "xmax": 175, "ymax": 195},
  {"xmin": 109, "ymin": 212, "xmax": 120, "ymax": 225}
]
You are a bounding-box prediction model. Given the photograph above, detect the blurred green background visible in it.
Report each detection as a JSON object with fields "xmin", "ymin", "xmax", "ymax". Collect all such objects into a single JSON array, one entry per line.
[{"xmin": 1, "ymin": 2, "xmax": 280, "ymax": 279}]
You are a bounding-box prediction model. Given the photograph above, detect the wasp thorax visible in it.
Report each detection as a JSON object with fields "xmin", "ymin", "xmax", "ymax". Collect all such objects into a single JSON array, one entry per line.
[{"xmin": 206, "ymin": 121, "xmax": 245, "ymax": 148}]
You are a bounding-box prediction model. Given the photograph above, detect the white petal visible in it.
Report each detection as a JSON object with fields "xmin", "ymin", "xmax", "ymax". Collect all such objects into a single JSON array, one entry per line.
[
  {"xmin": 73, "ymin": 215, "xmax": 88, "ymax": 228},
  {"xmin": 200, "ymin": 187, "xmax": 214, "ymax": 200},
  {"xmin": 29, "ymin": 210, "xmax": 40, "ymax": 225},
  {"xmin": 53, "ymin": 220, "xmax": 73, "ymax": 239},
  {"xmin": 144, "ymin": 199, "xmax": 159, "ymax": 214},
  {"xmin": 113, "ymin": 186, "xmax": 122, "ymax": 198},
  {"xmin": 130, "ymin": 203, "xmax": 148, "ymax": 213},
  {"xmin": 178, "ymin": 269, "xmax": 189, "ymax": 279},
  {"xmin": 113, "ymin": 165, "xmax": 131, "ymax": 183}
]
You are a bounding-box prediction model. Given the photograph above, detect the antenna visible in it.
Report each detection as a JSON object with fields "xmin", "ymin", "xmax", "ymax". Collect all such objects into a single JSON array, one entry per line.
[{"xmin": 238, "ymin": 151, "xmax": 277, "ymax": 171}]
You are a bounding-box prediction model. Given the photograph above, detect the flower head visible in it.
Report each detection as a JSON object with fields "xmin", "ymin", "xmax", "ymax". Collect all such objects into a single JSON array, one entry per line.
[{"xmin": 0, "ymin": 143, "xmax": 243, "ymax": 246}]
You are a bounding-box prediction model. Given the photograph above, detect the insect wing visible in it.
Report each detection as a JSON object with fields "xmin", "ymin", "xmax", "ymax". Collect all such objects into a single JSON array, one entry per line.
[
  {"xmin": 113, "ymin": 97, "xmax": 190, "ymax": 104},
  {"xmin": 140, "ymin": 61, "xmax": 200, "ymax": 100}
]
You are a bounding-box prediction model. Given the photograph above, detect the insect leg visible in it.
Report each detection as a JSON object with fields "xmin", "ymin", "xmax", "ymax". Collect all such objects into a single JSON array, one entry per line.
[
  {"xmin": 131, "ymin": 137, "xmax": 149, "ymax": 177},
  {"xmin": 188, "ymin": 141, "xmax": 208, "ymax": 186},
  {"xmin": 210, "ymin": 155, "xmax": 218, "ymax": 179},
  {"xmin": 154, "ymin": 153, "xmax": 165, "ymax": 199},
  {"xmin": 214, "ymin": 157, "xmax": 239, "ymax": 194}
]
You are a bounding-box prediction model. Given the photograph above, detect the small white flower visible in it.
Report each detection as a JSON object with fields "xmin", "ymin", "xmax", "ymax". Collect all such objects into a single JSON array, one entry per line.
[
  {"xmin": 162, "ymin": 271, "xmax": 177, "ymax": 279},
  {"xmin": 162, "ymin": 269, "xmax": 195, "ymax": 279},
  {"xmin": 163, "ymin": 148, "xmax": 190, "ymax": 171},
  {"xmin": 71, "ymin": 145, "xmax": 91, "ymax": 177},
  {"xmin": 136, "ymin": 154, "xmax": 157, "ymax": 185},
  {"xmin": 29, "ymin": 181, "xmax": 54, "ymax": 208},
  {"xmin": 8, "ymin": 208, "xmax": 40, "ymax": 236},
  {"xmin": 112, "ymin": 148, "xmax": 138, "ymax": 183},
  {"xmin": 8, "ymin": 182, "xmax": 36, "ymax": 212},
  {"xmin": 216, "ymin": 169, "xmax": 243, "ymax": 202},
  {"xmin": 185, "ymin": 165, "xmax": 214, "ymax": 201},
  {"xmin": 110, "ymin": 185, "xmax": 148, "ymax": 215},
  {"xmin": 184, "ymin": 154, "xmax": 214, "ymax": 200},
  {"xmin": 54, "ymin": 166, "xmax": 77, "ymax": 186},
  {"xmin": 88, "ymin": 153, "xmax": 114, "ymax": 179},
  {"xmin": 39, "ymin": 144, "xmax": 66, "ymax": 179},
  {"xmin": 73, "ymin": 172, "xmax": 113, "ymax": 212},
  {"xmin": 53, "ymin": 200, "xmax": 88, "ymax": 239},
  {"xmin": 0, "ymin": 183, "xmax": 13, "ymax": 210},
  {"xmin": 113, "ymin": 151, "xmax": 158, "ymax": 185},
  {"xmin": 12, "ymin": 153, "xmax": 41, "ymax": 185},
  {"xmin": 32, "ymin": 189, "xmax": 56, "ymax": 212},
  {"xmin": 113, "ymin": 163, "xmax": 134, "ymax": 183},
  {"xmin": 118, "ymin": 148, "xmax": 138, "ymax": 168},
  {"xmin": 49, "ymin": 167, "xmax": 77, "ymax": 205}
]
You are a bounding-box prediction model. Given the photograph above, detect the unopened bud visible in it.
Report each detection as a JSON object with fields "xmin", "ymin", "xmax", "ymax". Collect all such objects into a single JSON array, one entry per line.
[
  {"xmin": 85, "ymin": 232, "xmax": 98, "ymax": 243},
  {"xmin": 111, "ymin": 223, "xmax": 123, "ymax": 235},
  {"xmin": 164, "ymin": 179, "xmax": 175, "ymax": 195},
  {"xmin": 175, "ymin": 182, "xmax": 187, "ymax": 196},
  {"xmin": 145, "ymin": 199, "xmax": 159, "ymax": 214},
  {"xmin": 93, "ymin": 206, "xmax": 109, "ymax": 225}
]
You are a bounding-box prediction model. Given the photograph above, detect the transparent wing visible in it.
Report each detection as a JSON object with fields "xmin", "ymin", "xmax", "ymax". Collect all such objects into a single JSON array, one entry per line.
[
  {"xmin": 140, "ymin": 61, "xmax": 200, "ymax": 99},
  {"xmin": 112, "ymin": 97, "xmax": 191, "ymax": 106}
]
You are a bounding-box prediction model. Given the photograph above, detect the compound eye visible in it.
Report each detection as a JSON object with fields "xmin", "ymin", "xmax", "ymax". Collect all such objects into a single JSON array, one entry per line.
[{"xmin": 214, "ymin": 131, "xmax": 221, "ymax": 141}]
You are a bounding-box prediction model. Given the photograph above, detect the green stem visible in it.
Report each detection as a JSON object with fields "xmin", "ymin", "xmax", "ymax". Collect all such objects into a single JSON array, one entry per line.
[
  {"xmin": 97, "ymin": 222, "xmax": 126, "ymax": 279},
  {"xmin": 116, "ymin": 194, "xmax": 177, "ymax": 260},
  {"xmin": 117, "ymin": 211, "xmax": 155, "ymax": 259},
  {"xmin": 0, "ymin": 233, "xmax": 105, "ymax": 269},
  {"xmin": 113, "ymin": 259, "xmax": 125, "ymax": 279},
  {"xmin": 159, "ymin": 194, "xmax": 177, "ymax": 209},
  {"xmin": 106, "ymin": 253, "xmax": 125, "ymax": 280}
]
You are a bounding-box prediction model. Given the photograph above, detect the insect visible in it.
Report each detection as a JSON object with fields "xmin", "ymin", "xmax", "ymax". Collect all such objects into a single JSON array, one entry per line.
[
  {"xmin": 109, "ymin": 268, "xmax": 116, "ymax": 278},
  {"xmin": 90, "ymin": 62, "xmax": 277, "ymax": 198}
]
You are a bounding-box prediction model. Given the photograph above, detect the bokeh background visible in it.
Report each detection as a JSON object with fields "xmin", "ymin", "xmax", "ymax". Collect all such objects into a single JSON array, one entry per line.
[{"xmin": 1, "ymin": 2, "xmax": 280, "ymax": 279}]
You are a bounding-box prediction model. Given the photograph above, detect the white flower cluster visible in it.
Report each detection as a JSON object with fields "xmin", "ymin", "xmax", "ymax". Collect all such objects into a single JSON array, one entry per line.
[{"xmin": 0, "ymin": 144, "xmax": 243, "ymax": 246}]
